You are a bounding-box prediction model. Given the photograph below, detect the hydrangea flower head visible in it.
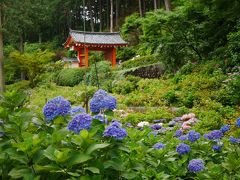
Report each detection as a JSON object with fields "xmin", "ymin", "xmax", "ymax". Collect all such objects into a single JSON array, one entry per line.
[
  {"xmin": 179, "ymin": 135, "xmax": 188, "ymax": 141},
  {"xmin": 70, "ymin": 106, "xmax": 86, "ymax": 116},
  {"xmin": 236, "ymin": 118, "xmax": 240, "ymax": 127},
  {"xmin": 93, "ymin": 114, "xmax": 108, "ymax": 124},
  {"xmin": 188, "ymin": 130, "xmax": 200, "ymax": 142},
  {"xmin": 212, "ymin": 145, "xmax": 222, "ymax": 151},
  {"xmin": 90, "ymin": 89, "xmax": 116, "ymax": 113},
  {"xmin": 203, "ymin": 130, "xmax": 223, "ymax": 140},
  {"xmin": 153, "ymin": 142, "xmax": 165, "ymax": 149},
  {"xmin": 103, "ymin": 121, "xmax": 127, "ymax": 140},
  {"xmin": 151, "ymin": 124, "xmax": 162, "ymax": 130},
  {"xmin": 175, "ymin": 130, "xmax": 183, "ymax": 137},
  {"xmin": 188, "ymin": 159, "xmax": 204, "ymax": 173},
  {"xmin": 220, "ymin": 124, "xmax": 230, "ymax": 134},
  {"xmin": 68, "ymin": 113, "xmax": 92, "ymax": 134},
  {"xmin": 176, "ymin": 143, "xmax": 191, "ymax": 155},
  {"xmin": 229, "ymin": 136, "xmax": 240, "ymax": 144},
  {"xmin": 43, "ymin": 96, "xmax": 71, "ymax": 121}
]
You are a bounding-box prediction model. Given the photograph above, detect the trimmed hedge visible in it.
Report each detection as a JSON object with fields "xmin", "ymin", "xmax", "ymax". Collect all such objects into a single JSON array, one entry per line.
[
  {"xmin": 55, "ymin": 68, "xmax": 87, "ymax": 87},
  {"xmin": 120, "ymin": 55, "xmax": 159, "ymax": 69}
]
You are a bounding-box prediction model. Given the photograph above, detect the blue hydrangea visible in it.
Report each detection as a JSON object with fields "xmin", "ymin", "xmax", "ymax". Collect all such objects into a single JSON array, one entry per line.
[
  {"xmin": 203, "ymin": 130, "xmax": 223, "ymax": 140},
  {"xmin": 148, "ymin": 131, "xmax": 158, "ymax": 137},
  {"xmin": 90, "ymin": 89, "xmax": 117, "ymax": 113},
  {"xmin": 175, "ymin": 130, "xmax": 183, "ymax": 137},
  {"xmin": 125, "ymin": 122, "xmax": 134, "ymax": 128},
  {"xmin": 104, "ymin": 95, "xmax": 117, "ymax": 110},
  {"xmin": 212, "ymin": 145, "xmax": 222, "ymax": 151},
  {"xmin": 229, "ymin": 136, "xmax": 240, "ymax": 144},
  {"xmin": 151, "ymin": 124, "xmax": 162, "ymax": 130},
  {"xmin": 220, "ymin": 124, "xmax": 230, "ymax": 134},
  {"xmin": 188, "ymin": 159, "xmax": 204, "ymax": 173},
  {"xmin": 67, "ymin": 113, "xmax": 92, "ymax": 134},
  {"xmin": 188, "ymin": 130, "xmax": 200, "ymax": 143},
  {"xmin": 153, "ymin": 142, "xmax": 165, "ymax": 149},
  {"xmin": 70, "ymin": 106, "xmax": 86, "ymax": 116},
  {"xmin": 236, "ymin": 118, "xmax": 240, "ymax": 127},
  {"xmin": 179, "ymin": 135, "xmax": 188, "ymax": 141},
  {"xmin": 43, "ymin": 96, "xmax": 71, "ymax": 121},
  {"xmin": 93, "ymin": 114, "xmax": 108, "ymax": 124},
  {"xmin": 103, "ymin": 121, "xmax": 127, "ymax": 140},
  {"xmin": 176, "ymin": 143, "xmax": 191, "ymax": 155}
]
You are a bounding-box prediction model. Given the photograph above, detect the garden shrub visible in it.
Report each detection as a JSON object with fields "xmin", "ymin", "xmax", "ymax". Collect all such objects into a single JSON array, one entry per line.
[
  {"xmin": 120, "ymin": 55, "xmax": 159, "ymax": 69},
  {"xmin": 55, "ymin": 68, "xmax": 87, "ymax": 87},
  {"xmin": 86, "ymin": 61, "xmax": 112, "ymax": 87}
]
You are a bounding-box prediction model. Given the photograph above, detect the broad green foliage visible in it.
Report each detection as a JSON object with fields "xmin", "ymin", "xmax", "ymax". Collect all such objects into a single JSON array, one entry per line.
[{"xmin": 1, "ymin": 90, "xmax": 240, "ymax": 179}]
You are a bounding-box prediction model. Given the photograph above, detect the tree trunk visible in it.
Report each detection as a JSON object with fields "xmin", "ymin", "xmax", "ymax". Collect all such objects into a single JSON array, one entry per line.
[
  {"xmin": 138, "ymin": 0, "xmax": 143, "ymax": 17},
  {"xmin": 0, "ymin": 7, "xmax": 5, "ymax": 92},
  {"xmin": 99, "ymin": 0, "xmax": 102, "ymax": 32},
  {"xmin": 110, "ymin": 0, "xmax": 113, "ymax": 32},
  {"xmin": 39, "ymin": 33, "xmax": 42, "ymax": 44},
  {"xmin": 164, "ymin": 0, "xmax": 171, "ymax": 11},
  {"xmin": 115, "ymin": 0, "xmax": 119, "ymax": 30},
  {"xmin": 19, "ymin": 34, "xmax": 26, "ymax": 80},
  {"xmin": 106, "ymin": 0, "xmax": 109, "ymax": 30},
  {"xmin": 89, "ymin": 0, "xmax": 94, "ymax": 32},
  {"xmin": 154, "ymin": 0, "xmax": 157, "ymax": 11}
]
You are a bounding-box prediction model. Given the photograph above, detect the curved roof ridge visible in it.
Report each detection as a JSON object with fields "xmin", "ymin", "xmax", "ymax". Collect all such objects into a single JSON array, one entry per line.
[{"xmin": 70, "ymin": 29, "xmax": 120, "ymax": 35}]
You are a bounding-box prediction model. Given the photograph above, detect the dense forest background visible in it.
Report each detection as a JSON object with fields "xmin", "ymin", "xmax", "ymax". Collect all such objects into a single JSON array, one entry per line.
[{"xmin": 0, "ymin": 0, "xmax": 240, "ymax": 89}]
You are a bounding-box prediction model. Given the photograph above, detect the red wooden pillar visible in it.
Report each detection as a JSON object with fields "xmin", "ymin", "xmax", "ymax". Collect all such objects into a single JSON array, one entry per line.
[
  {"xmin": 112, "ymin": 47, "xmax": 116, "ymax": 67},
  {"xmin": 85, "ymin": 47, "xmax": 89, "ymax": 68}
]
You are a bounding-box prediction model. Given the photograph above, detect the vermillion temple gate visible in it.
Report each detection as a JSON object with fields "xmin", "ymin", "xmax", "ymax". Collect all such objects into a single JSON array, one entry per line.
[{"xmin": 64, "ymin": 29, "xmax": 128, "ymax": 67}]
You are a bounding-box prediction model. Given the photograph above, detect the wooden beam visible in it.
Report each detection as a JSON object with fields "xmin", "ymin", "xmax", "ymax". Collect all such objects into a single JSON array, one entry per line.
[
  {"xmin": 112, "ymin": 48, "xmax": 116, "ymax": 67},
  {"xmin": 85, "ymin": 47, "xmax": 89, "ymax": 68}
]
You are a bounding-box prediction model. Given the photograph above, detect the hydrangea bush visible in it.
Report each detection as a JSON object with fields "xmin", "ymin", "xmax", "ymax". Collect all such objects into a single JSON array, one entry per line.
[{"xmin": 1, "ymin": 91, "xmax": 240, "ymax": 179}]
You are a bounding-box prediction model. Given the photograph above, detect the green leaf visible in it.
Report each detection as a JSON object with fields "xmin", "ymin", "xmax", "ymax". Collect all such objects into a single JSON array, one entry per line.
[
  {"xmin": 84, "ymin": 167, "xmax": 100, "ymax": 174},
  {"xmin": 86, "ymin": 143, "xmax": 110, "ymax": 154},
  {"xmin": 8, "ymin": 168, "xmax": 33, "ymax": 179},
  {"xmin": 67, "ymin": 152, "xmax": 92, "ymax": 166},
  {"xmin": 80, "ymin": 129, "xmax": 89, "ymax": 139},
  {"xmin": 34, "ymin": 164, "xmax": 61, "ymax": 172},
  {"xmin": 122, "ymin": 172, "xmax": 138, "ymax": 179},
  {"xmin": 103, "ymin": 160, "xmax": 123, "ymax": 171},
  {"xmin": 43, "ymin": 146, "xmax": 56, "ymax": 161}
]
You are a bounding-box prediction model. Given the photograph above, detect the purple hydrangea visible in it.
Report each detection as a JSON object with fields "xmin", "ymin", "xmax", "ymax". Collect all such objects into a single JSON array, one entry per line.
[
  {"xmin": 151, "ymin": 124, "xmax": 162, "ymax": 130},
  {"xmin": 176, "ymin": 143, "xmax": 191, "ymax": 155},
  {"xmin": 90, "ymin": 89, "xmax": 117, "ymax": 113},
  {"xmin": 175, "ymin": 130, "xmax": 183, "ymax": 137},
  {"xmin": 43, "ymin": 96, "xmax": 71, "ymax": 121},
  {"xmin": 188, "ymin": 159, "xmax": 204, "ymax": 173},
  {"xmin": 70, "ymin": 106, "xmax": 86, "ymax": 116},
  {"xmin": 229, "ymin": 136, "xmax": 240, "ymax": 144},
  {"xmin": 67, "ymin": 113, "xmax": 92, "ymax": 134},
  {"xmin": 212, "ymin": 145, "xmax": 222, "ymax": 151},
  {"xmin": 153, "ymin": 142, "xmax": 165, "ymax": 149},
  {"xmin": 103, "ymin": 121, "xmax": 127, "ymax": 140},
  {"xmin": 179, "ymin": 135, "xmax": 188, "ymax": 141},
  {"xmin": 188, "ymin": 130, "xmax": 200, "ymax": 143},
  {"xmin": 203, "ymin": 130, "xmax": 223, "ymax": 140},
  {"xmin": 93, "ymin": 114, "xmax": 108, "ymax": 124},
  {"xmin": 220, "ymin": 124, "xmax": 230, "ymax": 134},
  {"xmin": 236, "ymin": 118, "xmax": 240, "ymax": 127}
]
